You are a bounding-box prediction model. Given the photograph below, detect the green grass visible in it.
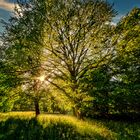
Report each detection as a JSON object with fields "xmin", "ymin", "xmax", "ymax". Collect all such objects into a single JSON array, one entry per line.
[{"xmin": 0, "ymin": 112, "xmax": 139, "ymax": 140}]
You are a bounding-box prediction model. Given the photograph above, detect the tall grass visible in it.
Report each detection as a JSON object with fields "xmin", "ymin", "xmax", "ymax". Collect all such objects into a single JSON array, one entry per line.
[{"xmin": 0, "ymin": 112, "xmax": 139, "ymax": 140}]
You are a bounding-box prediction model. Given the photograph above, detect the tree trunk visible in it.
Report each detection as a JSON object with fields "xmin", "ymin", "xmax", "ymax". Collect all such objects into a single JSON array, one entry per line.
[
  {"xmin": 72, "ymin": 107, "xmax": 84, "ymax": 120},
  {"xmin": 101, "ymin": 91, "xmax": 109, "ymax": 117},
  {"xmin": 104, "ymin": 91, "xmax": 109, "ymax": 116},
  {"xmin": 34, "ymin": 99, "xmax": 40, "ymax": 117}
]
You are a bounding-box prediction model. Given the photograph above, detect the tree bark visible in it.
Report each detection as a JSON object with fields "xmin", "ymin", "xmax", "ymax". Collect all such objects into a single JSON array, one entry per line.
[
  {"xmin": 34, "ymin": 99, "xmax": 40, "ymax": 117},
  {"xmin": 72, "ymin": 107, "xmax": 84, "ymax": 120}
]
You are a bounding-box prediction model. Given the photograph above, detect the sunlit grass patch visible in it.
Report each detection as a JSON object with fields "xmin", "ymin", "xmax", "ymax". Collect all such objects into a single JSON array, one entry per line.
[
  {"xmin": 38, "ymin": 114, "xmax": 114, "ymax": 139},
  {"xmin": 0, "ymin": 111, "xmax": 35, "ymax": 121},
  {"xmin": 0, "ymin": 112, "xmax": 139, "ymax": 140}
]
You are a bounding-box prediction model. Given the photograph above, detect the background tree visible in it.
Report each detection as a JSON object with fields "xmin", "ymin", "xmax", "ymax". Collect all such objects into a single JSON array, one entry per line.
[
  {"xmin": 1, "ymin": 0, "xmax": 47, "ymax": 116},
  {"xmin": 80, "ymin": 64, "xmax": 113, "ymax": 117},
  {"xmin": 80, "ymin": 8, "xmax": 140, "ymax": 117},
  {"xmin": 0, "ymin": 56, "xmax": 22, "ymax": 112},
  {"xmin": 111, "ymin": 8, "xmax": 140, "ymax": 114}
]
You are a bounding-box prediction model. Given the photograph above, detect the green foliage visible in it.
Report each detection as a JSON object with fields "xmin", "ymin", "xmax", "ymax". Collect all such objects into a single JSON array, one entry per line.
[
  {"xmin": 0, "ymin": 63, "xmax": 21, "ymax": 112},
  {"xmin": 78, "ymin": 7, "xmax": 140, "ymax": 116},
  {"xmin": 112, "ymin": 7, "xmax": 140, "ymax": 113},
  {"xmin": 80, "ymin": 64, "xmax": 112, "ymax": 116}
]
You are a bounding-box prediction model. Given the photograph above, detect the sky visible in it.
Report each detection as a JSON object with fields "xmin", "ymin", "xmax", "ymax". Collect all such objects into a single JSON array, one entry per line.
[{"xmin": 0, "ymin": 0, "xmax": 140, "ymax": 32}]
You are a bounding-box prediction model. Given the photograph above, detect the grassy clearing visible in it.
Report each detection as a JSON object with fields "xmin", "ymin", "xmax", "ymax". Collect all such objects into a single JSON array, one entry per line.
[{"xmin": 0, "ymin": 112, "xmax": 139, "ymax": 140}]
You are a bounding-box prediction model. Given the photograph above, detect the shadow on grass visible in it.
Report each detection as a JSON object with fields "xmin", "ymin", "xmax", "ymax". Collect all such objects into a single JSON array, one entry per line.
[
  {"xmin": 91, "ymin": 114, "xmax": 140, "ymax": 140},
  {"xmin": 0, "ymin": 118, "xmax": 44, "ymax": 140},
  {"xmin": 0, "ymin": 117, "xmax": 106, "ymax": 140},
  {"xmin": 101, "ymin": 120, "xmax": 140, "ymax": 140},
  {"xmin": 90, "ymin": 113, "xmax": 140, "ymax": 122}
]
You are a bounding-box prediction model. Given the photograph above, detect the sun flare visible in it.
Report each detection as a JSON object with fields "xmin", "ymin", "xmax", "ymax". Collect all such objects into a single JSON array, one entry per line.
[{"xmin": 38, "ymin": 75, "xmax": 45, "ymax": 82}]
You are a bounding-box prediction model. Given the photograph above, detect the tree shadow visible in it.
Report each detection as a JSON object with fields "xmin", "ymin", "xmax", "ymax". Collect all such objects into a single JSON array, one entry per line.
[
  {"xmin": 0, "ymin": 117, "xmax": 44, "ymax": 140},
  {"xmin": 93, "ymin": 115, "xmax": 140, "ymax": 140},
  {"xmin": 90, "ymin": 113, "xmax": 140, "ymax": 122}
]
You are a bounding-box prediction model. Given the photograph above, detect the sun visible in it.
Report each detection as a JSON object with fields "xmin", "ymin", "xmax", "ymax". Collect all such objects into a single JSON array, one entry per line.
[{"xmin": 38, "ymin": 75, "xmax": 45, "ymax": 82}]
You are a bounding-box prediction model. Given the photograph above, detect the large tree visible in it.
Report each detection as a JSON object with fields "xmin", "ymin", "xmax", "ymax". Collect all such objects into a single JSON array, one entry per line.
[
  {"xmin": 1, "ymin": 0, "xmax": 116, "ymax": 118},
  {"xmin": 43, "ymin": 0, "xmax": 116, "ymax": 118}
]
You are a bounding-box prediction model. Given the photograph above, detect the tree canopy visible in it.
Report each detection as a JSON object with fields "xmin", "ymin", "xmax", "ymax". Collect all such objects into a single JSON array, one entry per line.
[{"xmin": 0, "ymin": 0, "xmax": 139, "ymax": 119}]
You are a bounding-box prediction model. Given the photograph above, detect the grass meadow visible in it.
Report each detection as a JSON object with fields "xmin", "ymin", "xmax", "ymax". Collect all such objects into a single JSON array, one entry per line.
[{"xmin": 0, "ymin": 112, "xmax": 139, "ymax": 140}]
